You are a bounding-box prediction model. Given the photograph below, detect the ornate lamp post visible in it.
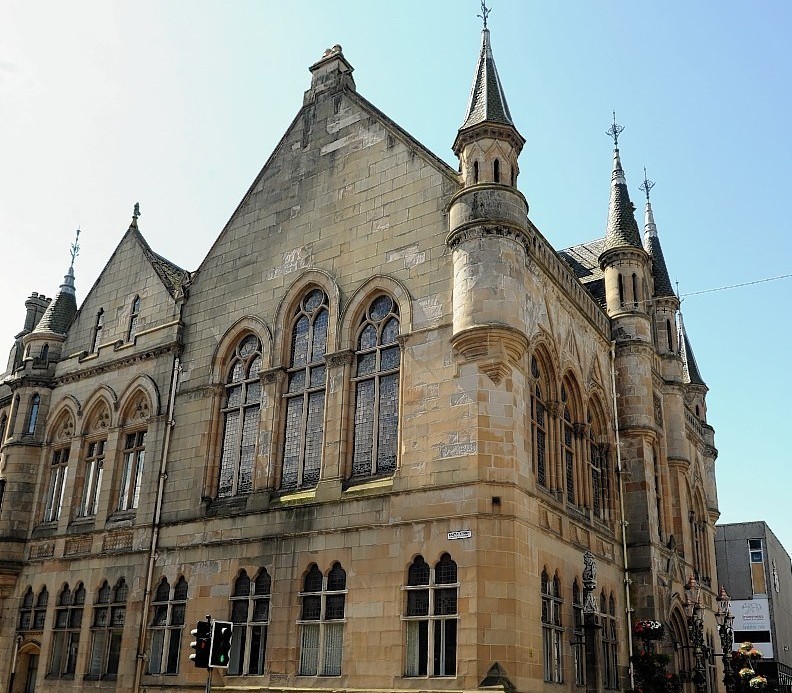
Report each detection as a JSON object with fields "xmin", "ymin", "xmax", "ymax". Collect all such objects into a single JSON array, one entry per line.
[
  {"xmin": 716, "ymin": 586, "xmax": 736, "ymax": 693},
  {"xmin": 582, "ymin": 550, "xmax": 602, "ymax": 693},
  {"xmin": 685, "ymin": 576, "xmax": 707, "ymax": 693}
]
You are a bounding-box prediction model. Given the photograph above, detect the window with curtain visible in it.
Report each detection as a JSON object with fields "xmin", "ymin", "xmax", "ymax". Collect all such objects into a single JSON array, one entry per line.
[
  {"xmin": 541, "ymin": 570, "xmax": 563, "ymax": 683},
  {"xmin": 218, "ymin": 335, "xmax": 262, "ymax": 498},
  {"xmin": 229, "ymin": 568, "xmax": 271, "ymax": 675},
  {"xmin": 148, "ymin": 576, "xmax": 187, "ymax": 675},
  {"xmin": 351, "ymin": 295, "xmax": 400, "ymax": 478},
  {"xmin": 404, "ymin": 553, "xmax": 458, "ymax": 677},
  {"xmin": 49, "ymin": 583, "xmax": 84, "ymax": 678},
  {"xmin": 298, "ymin": 562, "xmax": 346, "ymax": 676},
  {"xmin": 281, "ymin": 290, "xmax": 328, "ymax": 491},
  {"xmin": 87, "ymin": 578, "xmax": 127, "ymax": 679}
]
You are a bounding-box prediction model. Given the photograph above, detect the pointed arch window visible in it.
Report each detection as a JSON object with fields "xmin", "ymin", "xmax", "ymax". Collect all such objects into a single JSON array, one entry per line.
[
  {"xmin": 530, "ymin": 357, "xmax": 548, "ymax": 488},
  {"xmin": 281, "ymin": 290, "xmax": 328, "ymax": 491},
  {"xmin": 298, "ymin": 562, "xmax": 346, "ymax": 676},
  {"xmin": 589, "ymin": 414, "xmax": 610, "ymax": 521},
  {"xmin": 601, "ymin": 592, "xmax": 619, "ymax": 689},
  {"xmin": 88, "ymin": 578, "xmax": 127, "ymax": 679},
  {"xmin": 229, "ymin": 568, "xmax": 271, "ymax": 675},
  {"xmin": 127, "ymin": 296, "xmax": 141, "ymax": 341},
  {"xmin": 351, "ymin": 295, "xmax": 400, "ymax": 479},
  {"xmin": 404, "ymin": 553, "xmax": 458, "ymax": 677},
  {"xmin": 18, "ymin": 587, "xmax": 35, "ymax": 632},
  {"xmin": 78, "ymin": 438, "xmax": 105, "ymax": 517},
  {"xmin": 91, "ymin": 309, "xmax": 104, "ymax": 353},
  {"xmin": 40, "ymin": 343, "xmax": 49, "ymax": 361},
  {"xmin": 148, "ymin": 576, "xmax": 187, "ymax": 675},
  {"xmin": 49, "ymin": 583, "xmax": 85, "ymax": 678},
  {"xmin": 43, "ymin": 446, "xmax": 70, "ymax": 523},
  {"xmin": 118, "ymin": 430, "xmax": 146, "ymax": 511},
  {"xmin": 562, "ymin": 385, "xmax": 576, "ymax": 506},
  {"xmin": 218, "ymin": 335, "xmax": 262, "ymax": 498},
  {"xmin": 541, "ymin": 570, "xmax": 563, "ymax": 683},
  {"xmin": 26, "ymin": 393, "xmax": 40, "ymax": 435}
]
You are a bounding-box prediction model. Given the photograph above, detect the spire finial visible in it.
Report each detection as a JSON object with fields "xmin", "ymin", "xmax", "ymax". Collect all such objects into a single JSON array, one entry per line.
[
  {"xmin": 69, "ymin": 228, "xmax": 80, "ymax": 270},
  {"xmin": 133, "ymin": 202, "xmax": 141, "ymax": 220},
  {"xmin": 640, "ymin": 167, "xmax": 655, "ymax": 202},
  {"xmin": 606, "ymin": 111, "xmax": 625, "ymax": 149},
  {"xmin": 478, "ymin": 0, "xmax": 491, "ymax": 29}
]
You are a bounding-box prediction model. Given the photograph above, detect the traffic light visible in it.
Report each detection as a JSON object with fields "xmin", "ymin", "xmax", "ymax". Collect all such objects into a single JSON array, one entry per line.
[
  {"xmin": 209, "ymin": 620, "xmax": 233, "ymax": 668},
  {"xmin": 189, "ymin": 619, "xmax": 211, "ymax": 668}
]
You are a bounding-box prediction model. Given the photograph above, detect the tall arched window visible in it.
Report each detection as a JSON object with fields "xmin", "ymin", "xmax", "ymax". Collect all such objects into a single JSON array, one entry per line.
[
  {"xmin": 229, "ymin": 568, "xmax": 271, "ymax": 675},
  {"xmin": 530, "ymin": 357, "xmax": 548, "ymax": 488},
  {"xmin": 666, "ymin": 318, "xmax": 674, "ymax": 352},
  {"xmin": 562, "ymin": 385, "xmax": 576, "ymax": 505},
  {"xmin": 218, "ymin": 335, "xmax": 262, "ymax": 498},
  {"xmin": 0, "ymin": 413, "xmax": 7, "ymax": 443},
  {"xmin": 40, "ymin": 343, "xmax": 49, "ymax": 361},
  {"xmin": 618, "ymin": 275, "xmax": 625, "ymax": 306},
  {"xmin": 91, "ymin": 309, "xmax": 104, "ymax": 353},
  {"xmin": 88, "ymin": 578, "xmax": 127, "ymax": 678},
  {"xmin": 127, "ymin": 296, "xmax": 141, "ymax": 341},
  {"xmin": 493, "ymin": 158, "xmax": 501, "ymax": 183},
  {"xmin": 50, "ymin": 583, "xmax": 85, "ymax": 678},
  {"xmin": 299, "ymin": 562, "xmax": 346, "ymax": 676},
  {"xmin": 602, "ymin": 592, "xmax": 618, "ymax": 689},
  {"xmin": 541, "ymin": 569, "xmax": 563, "ymax": 683},
  {"xmin": 589, "ymin": 411, "xmax": 610, "ymax": 521},
  {"xmin": 404, "ymin": 554, "xmax": 458, "ymax": 677},
  {"xmin": 572, "ymin": 579, "xmax": 585, "ymax": 686},
  {"xmin": 281, "ymin": 290, "xmax": 329, "ymax": 491},
  {"xmin": 26, "ymin": 394, "xmax": 40, "ymax": 435},
  {"xmin": 632, "ymin": 273, "xmax": 639, "ymax": 308},
  {"xmin": 351, "ymin": 295, "xmax": 400, "ymax": 479},
  {"xmin": 148, "ymin": 576, "xmax": 187, "ymax": 675}
]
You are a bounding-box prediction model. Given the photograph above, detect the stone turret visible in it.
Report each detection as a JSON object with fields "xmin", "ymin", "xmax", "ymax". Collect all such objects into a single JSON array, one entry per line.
[{"xmin": 448, "ymin": 23, "xmax": 529, "ymax": 383}]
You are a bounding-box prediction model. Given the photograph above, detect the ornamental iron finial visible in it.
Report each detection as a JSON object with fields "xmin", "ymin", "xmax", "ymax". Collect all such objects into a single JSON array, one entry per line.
[
  {"xmin": 478, "ymin": 0, "xmax": 491, "ymax": 29},
  {"xmin": 133, "ymin": 202, "xmax": 141, "ymax": 220},
  {"xmin": 69, "ymin": 228, "xmax": 81, "ymax": 270},
  {"xmin": 607, "ymin": 110, "xmax": 625, "ymax": 149},
  {"xmin": 582, "ymin": 550, "xmax": 598, "ymax": 614},
  {"xmin": 640, "ymin": 167, "xmax": 655, "ymax": 202}
]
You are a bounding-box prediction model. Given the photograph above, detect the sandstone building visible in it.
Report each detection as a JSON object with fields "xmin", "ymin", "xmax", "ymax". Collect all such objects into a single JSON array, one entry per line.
[{"xmin": 0, "ymin": 25, "xmax": 721, "ymax": 693}]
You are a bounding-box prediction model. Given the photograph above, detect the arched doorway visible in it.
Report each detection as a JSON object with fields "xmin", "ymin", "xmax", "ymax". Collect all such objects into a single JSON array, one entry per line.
[{"xmin": 11, "ymin": 640, "xmax": 40, "ymax": 693}]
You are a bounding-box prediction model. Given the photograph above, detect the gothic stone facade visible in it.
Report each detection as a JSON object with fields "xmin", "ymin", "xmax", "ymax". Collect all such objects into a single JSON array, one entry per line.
[{"xmin": 0, "ymin": 40, "xmax": 719, "ymax": 693}]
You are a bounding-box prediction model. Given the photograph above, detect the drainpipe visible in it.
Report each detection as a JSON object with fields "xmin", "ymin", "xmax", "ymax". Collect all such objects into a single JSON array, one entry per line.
[
  {"xmin": 611, "ymin": 341, "xmax": 635, "ymax": 690},
  {"xmin": 132, "ymin": 353, "xmax": 181, "ymax": 693}
]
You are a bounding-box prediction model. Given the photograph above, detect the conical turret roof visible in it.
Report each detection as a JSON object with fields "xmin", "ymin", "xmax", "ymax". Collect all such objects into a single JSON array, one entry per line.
[
  {"xmin": 678, "ymin": 313, "xmax": 706, "ymax": 386},
  {"xmin": 459, "ymin": 28, "xmax": 515, "ymax": 131},
  {"xmin": 604, "ymin": 148, "xmax": 643, "ymax": 251},
  {"xmin": 643, "ymin": 201, "xmax": 675, "ymax": 297},
  {"xmin": 31, "ymin": 265, "xmax": 77, "ymax": 336}
]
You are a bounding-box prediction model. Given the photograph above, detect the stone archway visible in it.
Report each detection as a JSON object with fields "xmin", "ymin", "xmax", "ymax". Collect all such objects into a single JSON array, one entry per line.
[{"xmin": 11, "ymin": 640, "xmax": 40, "ymax": 693}]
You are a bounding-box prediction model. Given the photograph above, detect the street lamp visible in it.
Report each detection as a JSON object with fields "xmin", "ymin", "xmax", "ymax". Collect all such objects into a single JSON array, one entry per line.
[
  {"xmin": 685, "ymin": 576, "xmax": 707, "ymax": 693},
  {"xmin": 716, "ymin": 585, "xmax": 736, "ymax": 693}
]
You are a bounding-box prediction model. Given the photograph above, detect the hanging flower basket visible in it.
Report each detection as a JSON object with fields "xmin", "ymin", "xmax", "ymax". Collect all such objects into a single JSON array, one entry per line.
[
  {"xmin": 749, "ymin": 675, "xmax": 768, "ymax": 689},
  {"xmin": 739, "ymin": 668, "xmax": 756, "ymax": 680},
  {"xmin": 633, "ymin": 619, "xmax": 665, "ymax": 640}
]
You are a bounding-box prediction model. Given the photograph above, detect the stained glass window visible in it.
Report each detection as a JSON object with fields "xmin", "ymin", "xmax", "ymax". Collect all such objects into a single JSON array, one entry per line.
[
  {"xmin": 218, "ymin": 335, "xmax": 262, "ymax": 498},
  {"xmin": 281, "ymin": 290, "xmax": 328, "ymax": 491},
  {"xmin": 351, "ymin": 295, "xmax": 400, "ymax": 478}
]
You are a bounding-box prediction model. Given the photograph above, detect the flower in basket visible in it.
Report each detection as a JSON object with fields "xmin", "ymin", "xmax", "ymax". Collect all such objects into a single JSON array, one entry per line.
[
  {"xmin": 747, "ymin": 648, "xmax": 763, "ymax": 659},
  {"xmin": 739, "ymin": 642, "xmax": 756, "ymax": 655},
  {"xmin": 749, "ymin": 675, "xmax": 768, "ymax": 689},
  {"xmin": 633, "ymin": 620, "xmax": 665, "ymax": 640},
  {"xmin": 739, "ymin": 668, "xmax": 756, "ymax": 680}
]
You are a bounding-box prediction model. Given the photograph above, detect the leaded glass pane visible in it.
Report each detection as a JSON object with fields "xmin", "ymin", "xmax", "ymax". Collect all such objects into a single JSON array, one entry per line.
[
  {"xmin": 98, "ymin": 583, "xmax": 111, "ymax": 603},
  {"xmin": 152, "ymin": 604, "xmax": 168, "ymax": 627},
  {"xmin": 304, "ymin": 289, "xmax": 323, "ymax": 312},
  {"xmin": 352, "ymin": 380, "xmax": 374, "ymax": 476},
  {"xmin": 434, "ymin": 588, "xmax": 457, "ymax": 615},
  {"xmin": 94, "ymin": 607, "xmax": 109, "ymax": 628},
  {"xmin": 370, "ymin": 295, "xmax": 392, "ymax": 320},
  {"xmin": 302, "ymin": 391, "xmax": 324, "ymax": 487},
  {"xmin": 435, "ymin": 555, "xmax": 457, "ymax": 584},
  {"xmin": 311, "ymin": 309, "xmax": 328, "ymax": 361},
  {"xmin": 235, "ymin": 572, "xmax": 251, "ymax": 596},
  {"xmin": 531, "ymin": 356, "xmax": 540, "ymax": 379},
  {"xmin": 376, "ymin": 373, "xmax": 398, "ymax": 473},
  {"xmin": 281, "ymin": 397, "xmax": 303, "ymax": 490},
  {"xmin": 301, "ymin": 595, "xmax": 321, "ymax": 620},
  {"xmin": 408, "ymin": 558, "xmax": 430, "ymax": 586},
  {"xmin": 288, "ymin": 370, "xmax": 305, "ymax": 393},
  {"xmin": 309, "ymin": 364, "xmax": 325, "ymax": 388},
  {"xmin": 254, "ymin": 570, "xmax": 271, "ymax": 595},
  {"xmin": 380, "ymin": 345, "xmax": 400, "ymax": 370},
  {"xmin": 226, "ymin": 384, "xmax": 243, "ymax": 408},
  {"xmin": 231, "ymin": 599, "xmax": 249, "ymax": 623},
  {"xmin": 171, "ymin": 603, "xmax": 185, "ymax": 626},
  {"xmin": 381, "ymin": 316, "xmax": 399, "ymax": 344},
  {"xmin": 69, "ymin": 609, "xmax": 82, "ymax": 629},
  {"xmin": 74, "ymin": 586, "xmax": 85, "ymax": 605},
  {"xmin": 407, "ymin": 590, "xmax": 429, "ymax": 616},
  {"xmin": 291, "ymin": 316, "xmax": 309, "ymax": 367},
  {"xmin": 325, "ymin": 594, "xmax": 345, "ymax": 620},
  {"xmin": 56, "ymin": 609, "xmax": 68, "ymax": 628},
  {"xmin": 218, "ymin": 410, "xmax": 240, "ymax": 497},
  {"xmin": 111, "ymin": 606, "xmax": 126, "ymax": 627},
  {"xmin": 239, "ymin": 335, "xmax": 258, "ymax": 357},
  {"xmin": 252, "ymin": 598, "xmax": 270, "ymax": 622},
  {"xmin": 246, "ymin": 380, "xmax": 261, "ymax": 404},
  {"xmin": 238, "ymin": 407, "xmax": 257, "ymax": 494},
  {"xmin": 304, "ymin": 565, "xmax": 323, "ymax": 592},
  {"xmin": 174, "ymin": 578, "xmax": 188, "ymax": 601},
  {"xmin": 327, "ymin": 564, "xmax": 346, "ymax": 591},
  {"xmin": 228, "ymin": 361, "xmax": 244, "ymax": 384},
  {"xmin": 154, "ymin": 580, "xmax": 170, "ymax": 603},
  {"xmin": 356, "ymin": 352, "xmax": 376, "ymax": 376},
  {"xmin": 358, "ymin": 324, "xmax": 377, "ymax": 350}
]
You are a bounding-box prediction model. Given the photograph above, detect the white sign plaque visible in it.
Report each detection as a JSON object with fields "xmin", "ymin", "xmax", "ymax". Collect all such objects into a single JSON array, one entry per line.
[{"xmin": 448, "ymin": 530, "xmax": 472, "ymax": 540}]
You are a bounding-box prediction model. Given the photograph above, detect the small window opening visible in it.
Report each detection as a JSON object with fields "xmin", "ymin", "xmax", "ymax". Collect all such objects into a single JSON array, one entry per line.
[
  {"xmin": 632, "ymin": 273, "xmax": 639, "ymax": 308},
  {"xmin": 473, "ymin": 160, "xmax": 479, "ymax": 184},
  {"xmin": 493, "ymin": 158, "xmax": 500, "ymax": 183},
  {"xmin": 666, "ymin": 319, "xmax": 673, "ymax": 352},
  {"xmin": 40, "ymin": 344, "xmax": 49, "ymax": 361},
  {"xmin": 617, "ymin": 275, "xmax": 625, "ymax": 306}
]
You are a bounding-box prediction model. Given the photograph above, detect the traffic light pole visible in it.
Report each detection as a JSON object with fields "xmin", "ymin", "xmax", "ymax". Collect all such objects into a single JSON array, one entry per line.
[{"xmin": 205, "ymin": 666, "xmax": 212, "ymax": 693}]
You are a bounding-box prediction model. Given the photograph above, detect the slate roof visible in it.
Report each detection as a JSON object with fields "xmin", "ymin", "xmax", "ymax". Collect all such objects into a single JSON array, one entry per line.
[
  {"xmin": 559, "ymin": 238, "xmax": 607, "ymax": 308},
  {"xmin": 604, "ymin": 149, "xmax": 643, "ymax": 251},
  {"xmin": 679, "ymin": 315, "xmax": 706, "ymax": 386},
  {"xmin": 31, "ymin": 268, "xmax": 78, "ymax": 336},
  {"xmin": 642, "ymin": 201, "xmax": 675, "ymax": 298},
  {"xmin": 133, "ymin": 226, "xmax": 190, "ymax": 297},
  {"xmin": 459, "ymin": 28, "xmax": 515, "ymax": 131}
]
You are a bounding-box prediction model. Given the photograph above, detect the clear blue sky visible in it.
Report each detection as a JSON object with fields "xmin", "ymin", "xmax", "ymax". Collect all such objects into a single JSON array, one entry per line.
[{"xmin": 2, "ymin": 1, "xmax": 791, "ymax": 558}]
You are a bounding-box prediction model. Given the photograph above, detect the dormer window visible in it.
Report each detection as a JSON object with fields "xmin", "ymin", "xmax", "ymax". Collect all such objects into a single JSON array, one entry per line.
[
  {"xmin": 127, "ymin": 296, "xmax": 140, "ymax": 341},
  {"xmin": 91, "ymin": 309, "xmax": 104, "ymax": 353}
]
